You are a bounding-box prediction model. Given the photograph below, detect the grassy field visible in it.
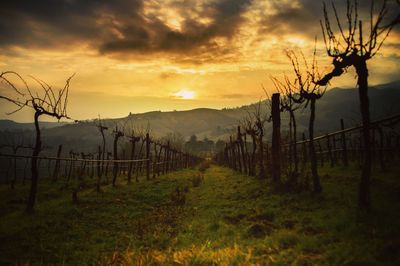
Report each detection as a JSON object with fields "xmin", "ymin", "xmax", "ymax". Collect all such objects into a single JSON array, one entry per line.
[{"xmin": 0, "ymin": 162, "xmax": 399, "ymax": 265}]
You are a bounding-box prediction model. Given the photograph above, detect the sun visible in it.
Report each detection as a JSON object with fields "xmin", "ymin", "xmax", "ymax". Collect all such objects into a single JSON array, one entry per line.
[{"xmin": 173, "ymin": 89, "xmax": 196, "ymax": 100}]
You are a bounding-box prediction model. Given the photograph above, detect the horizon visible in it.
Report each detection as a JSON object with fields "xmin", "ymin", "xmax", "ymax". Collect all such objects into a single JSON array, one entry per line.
[
  {"xmin": 1, "ymin": 0, "xmax": 399, "ymax": 123},
  {"xmin": 2, "ymin": 80, "xmax": 399, "ymax": 123}
]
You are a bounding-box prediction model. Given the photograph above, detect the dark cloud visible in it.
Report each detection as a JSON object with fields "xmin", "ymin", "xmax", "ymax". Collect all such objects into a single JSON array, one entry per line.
[
  {"xmin": 0, "ymin": 0, "xmax": 397, "ymax": 62},
  {"xmin": 259, "ymin": 0, "xmax": 399, "ymax": 40},
  {"xmin": 258, "ymin": 0, "xmax": 321, "ymax": 37},
  {"xmin": 0, "ymin": 0, "xmax": 252, "ymax": 62},
  {"xmin": 99, "ymin": 0, "xmax": 252, "ymax": 55}
]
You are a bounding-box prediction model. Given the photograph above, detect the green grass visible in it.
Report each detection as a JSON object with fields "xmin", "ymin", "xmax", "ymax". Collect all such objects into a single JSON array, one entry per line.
[{"xmin": 0, "ymin": 162, "xmax": 400, "ymax": 265}]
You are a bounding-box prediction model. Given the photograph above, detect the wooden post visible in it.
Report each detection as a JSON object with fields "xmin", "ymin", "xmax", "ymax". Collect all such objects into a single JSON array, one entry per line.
[
  {"xmin": 165, "ymin": 141, "xmax": 170, "ymax": 173},
  {"xmin": 79, "ymin": 153, "xmax": 86, "ymax": 180},
  {"xmin": 238, "ymin": 126, "xmax": 247, "ymax": 174},
  {"xmin": 302, "ymin": 133, "xmax": 307, "ymax": 165},
  {"xmin": 96, "ymin": 146, "xmax": 101, "ymax": 192},
  {"xmin": 230, "ymin": 136, "xmax": 237, "ymax": 171},
  {"xmin": 327, "ymin": 134, "xmax": 333, "ymax": 167},
  {"xmin": 153, "ymin": 142, "xmax": 157, "ymax": 178},
  {"xmin": 332, "ymin": 135, "xmax": 337, "ymax": 166},
  {"xmin": 67, "ymin": 151, "xmax": 73, "ymax": 182},
  {"xmin": 53, "ymin": 144, "xmax": 63, "ymax": 181},
  {"xmin": 146, "ymin": 133, "xmax": 150, "ymax": 180},
  {"xmin": 106, "ymin": 152, "xmax": 111, "ymax": 183},
  {"xmin": 236, "ymin": 141, "xmax": 242, "ymax": 172},
  {"xmin": 157, "ymin": 144, "xmax": 163, "ymax": 176},
  {"xmin": 271, "ymin": 93, "xmax": 281, "ymax": 185},
  {"xmin": 340, "ymin": 119, "xmax": 348, "ymax": 167},
  {"xmin": 318, "ymin": 140, "xmax": 324, "ymax": 167},
  {"xmin": 377, "ymin": 126, "xmax": 386, "ymax": 171}
]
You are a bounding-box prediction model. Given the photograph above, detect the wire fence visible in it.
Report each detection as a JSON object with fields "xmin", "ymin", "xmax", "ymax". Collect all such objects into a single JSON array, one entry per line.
[{"xmin": 215, "ymin": 113, "xmax": 400, "ymax": 176}]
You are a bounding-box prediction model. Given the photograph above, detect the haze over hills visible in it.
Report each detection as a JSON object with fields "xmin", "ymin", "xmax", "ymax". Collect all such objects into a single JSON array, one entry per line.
[{"xmin": 0, "ymin": 81, "xmax": 399, "ymax": 154}]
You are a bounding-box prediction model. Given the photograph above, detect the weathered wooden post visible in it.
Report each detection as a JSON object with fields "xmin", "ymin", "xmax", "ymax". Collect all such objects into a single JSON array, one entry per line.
[
  {"xmin": 165, "ymin": 141, "xmax": 170, "ymax": 173},
  {"xmin": 157, "ymin": 144, "xmax": 163, "ymax": 176},
  {"xmin": 340, "ymin": 119, "xmax": 348, "ymax": 167},
  {"xmin": 112, "ymin": 127, "xmax": 124, "ymax": 186},
  {"xmin": 332, "ymin": 135, "xmax": 337, "ymax": 166},
  {"xmin": 271, "ymin": 93, "xmax": 281, "ymax": 185},
  {"xmin": 238, "ymin": 126, "xmax": 247, "ymax": 174},
  {"xmin": 230, "ymin": 136, "xmax": 237, "ymax": 171},
  {"xmin": 302, "ymin": 133, "xmax": 307, "ymax": 165},
  {"xmin": 224, "ymin": 144, "xmax": 229, "ymax": 167},
  {"xmin": 79, "ymin": 153, "xmax": 86, "ymax": 180},
  {"xmin": 236, "ymin": 141, "xmax": 242, "ymax": 172},
  {"xmin": 146, "ymin": 133, "xmax": 150, "ymax": 180},
  {"xmin": 127, "ymin": 136, "xmax": 139, "ymax": 183},
  {"xmin": 67, "ymin": 151, "xmax": 74, "ymax": 182},
  {"xmin": 96, "ymin": 146, "xmax": 101, "ymax": 192},
  {"xmin": 153, "ymin": 142, "xmax": 157, "ymax": 178},
  {"xmin": 327, "ymin": 134, "xmax": 333, "ymax": 167},
  {"xmin": 377, "ymin": 126, "xmax": 386, "ymax": 171},
  {"xmin": 105, "ymin": 152, "xmax": 111, "ymax": 182},
  {"xmin": 318, "ymin": 140, "xmax": 324, "ymax": 167},
  {"xmin": 53, "ymin": 144, "xmax": 63, "ymax": 181},
  {"xmin": 265, "ymin": 143, "xmax": 270, "ymax": 171}
]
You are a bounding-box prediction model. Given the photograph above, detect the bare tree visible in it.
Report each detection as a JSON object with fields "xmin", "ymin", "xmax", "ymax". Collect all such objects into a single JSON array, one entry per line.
[
  {"xmin": 241, "ymin": 115, "xmax": 257, "ymax": 176},
  {"xmin": 316, "ymin": 0, "xmax": 399, "ymax": 209},
  {"xmin": 287, "ymin": 50, "xmax": 326, "ymax": 193},
  {"xmin": 0, "ymin": 71, "xmax": 73, "ymax": 213},
  {"xmin": 248, "ymin": 101, "xmax": 270, "ymax": 179}
]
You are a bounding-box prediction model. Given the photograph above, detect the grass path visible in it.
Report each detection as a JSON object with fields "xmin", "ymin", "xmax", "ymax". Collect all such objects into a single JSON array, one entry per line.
[{"xmin": 0, "ymin": 163, "xmax": 400, "ymax": 265}]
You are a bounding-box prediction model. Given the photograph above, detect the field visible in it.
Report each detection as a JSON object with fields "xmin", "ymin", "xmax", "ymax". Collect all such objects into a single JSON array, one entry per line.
[{"xmin": 0, "ymin": 162, "xmax": 400, "ymax": 265}]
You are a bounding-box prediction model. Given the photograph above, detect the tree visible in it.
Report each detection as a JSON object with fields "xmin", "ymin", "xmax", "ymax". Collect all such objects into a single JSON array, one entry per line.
[
  {"xmin": 0, "ymin": 71, "xmax": 73, "ymax": 213},
  {"xmin": 287, "ymin": 50, "xmax": 326, "ymax": 193},
  {"xmin": 316, "ymin": 0, "xmax": 399, "ymax": 209},
  {"xmin": 246, "ymin": 101, "xmax": 270, "ymax": 179},
  {"xmin": 242, "ymin": 115, "xmax": 257, "ymax": 176}
]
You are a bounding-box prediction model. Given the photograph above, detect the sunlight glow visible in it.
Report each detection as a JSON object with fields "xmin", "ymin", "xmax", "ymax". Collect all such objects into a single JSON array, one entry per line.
[{"xmin": 173, "ymin": 89, "xmax": 196, "ymax": 100}]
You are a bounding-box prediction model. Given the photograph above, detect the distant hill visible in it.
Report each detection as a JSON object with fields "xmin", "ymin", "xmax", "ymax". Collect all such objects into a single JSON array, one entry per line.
[
  {"xmin": 0, "ymin": 81, "xmax": 399, "ymax": 155},
  {"xmin": 0, "ymin": 120, "xmax": 70, "ymax": 131}
]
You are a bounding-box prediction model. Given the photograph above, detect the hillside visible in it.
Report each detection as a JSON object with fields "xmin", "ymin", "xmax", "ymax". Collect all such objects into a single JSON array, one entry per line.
[{"xmin": 0, "ymin": 81, "xmax": 399, "ymax": 154}]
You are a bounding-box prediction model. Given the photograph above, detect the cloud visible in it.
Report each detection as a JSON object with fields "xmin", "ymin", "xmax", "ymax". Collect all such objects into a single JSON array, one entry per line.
[
  {"xmin": 258, "ymin": 0, "xmax": 399, "ymax": 40},
  {"xmin": 0, "ymin": 0, "xmax": 252, "ymax": 63},
  {"xmin": 0, "ymin": 0, "xmax": 398, "ymax": 65}
]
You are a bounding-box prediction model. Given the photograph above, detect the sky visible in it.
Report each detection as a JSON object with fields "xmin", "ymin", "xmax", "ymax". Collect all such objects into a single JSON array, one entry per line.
[{"xmin": 0, "ymin": 0, "xmax": 399, "ymax": 122}]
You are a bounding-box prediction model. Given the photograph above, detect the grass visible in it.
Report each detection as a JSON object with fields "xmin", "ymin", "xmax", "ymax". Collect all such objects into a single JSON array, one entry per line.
[{"xmin": 0, "ymin": 162, "xmax": 399, "ymax": 265}]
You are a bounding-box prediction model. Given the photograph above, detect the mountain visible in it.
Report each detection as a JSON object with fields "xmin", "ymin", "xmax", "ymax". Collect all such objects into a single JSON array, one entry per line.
[
  {"xmin": 0, "ymin": 81, "xmax": 399, "ymax": 155},
  {"xmin": 0, "ymin": 120, "xmax": 70, "ymax": 131}
]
